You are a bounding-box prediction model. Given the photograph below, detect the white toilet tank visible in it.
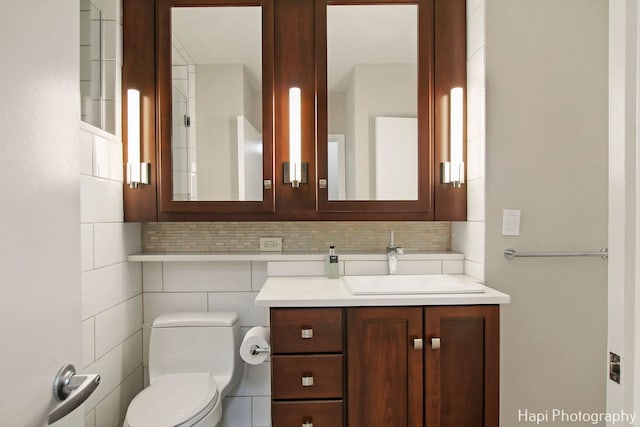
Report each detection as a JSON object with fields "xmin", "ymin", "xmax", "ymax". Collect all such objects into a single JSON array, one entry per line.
[{"xmin": 148, "ymin": 312, "xmax": 242, "ymax": 397}]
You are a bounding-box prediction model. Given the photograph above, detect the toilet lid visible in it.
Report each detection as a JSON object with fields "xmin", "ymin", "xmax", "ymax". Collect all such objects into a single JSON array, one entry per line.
[{"xmin": 126, "ymin": 373, "xmax": 219, "ymax": 427}]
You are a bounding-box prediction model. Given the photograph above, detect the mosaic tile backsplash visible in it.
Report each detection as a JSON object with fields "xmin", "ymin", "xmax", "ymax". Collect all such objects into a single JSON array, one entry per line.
[{"xmin": 142, "ymin": 222, "xmax": 451, "ymax": 252}]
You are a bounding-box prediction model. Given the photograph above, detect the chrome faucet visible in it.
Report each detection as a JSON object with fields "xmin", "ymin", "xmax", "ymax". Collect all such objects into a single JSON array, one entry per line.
[{"xmin": 387, "ymin": 230, "xmax": 404, "ymax": 275}]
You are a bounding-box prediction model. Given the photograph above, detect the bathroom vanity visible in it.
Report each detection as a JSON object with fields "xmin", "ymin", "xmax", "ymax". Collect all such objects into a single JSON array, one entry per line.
[{"xmin": 256, "ymin": 276, "xmax": 509, "ymax": 427}]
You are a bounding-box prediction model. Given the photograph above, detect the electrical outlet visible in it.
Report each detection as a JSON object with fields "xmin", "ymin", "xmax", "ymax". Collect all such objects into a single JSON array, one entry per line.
[{"xmin": 260, "ymin": 237, "xmax": 283, "ymax": 252}]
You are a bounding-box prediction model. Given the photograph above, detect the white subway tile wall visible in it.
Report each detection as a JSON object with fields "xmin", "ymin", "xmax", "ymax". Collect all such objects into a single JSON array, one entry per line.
[
  {"xmin": 342, "ymin": 259, "xmax": 458, "ymax": 276},
  {"xmin": 343, "ymin": 260, "xmax": 389, "ymax": 276},
  {"xmin": 266, "ymin": 260, "xmax": 328, "ymax": 277},
  {"xmin": 141, "ymin": 261, "xmax": 272, "ymax": 426},
  {"xmin": 79, "ymin": 2, "xmax": 140, "ymax": 423},
  {"xmin": 451, "ymin": 0, "xmax": 486, "ymax": 282},
  {"xmin": 80, "ymin": 0, "xmax": 122, "ymax": 135},
  {"xmin": 80, "ymin": 61, "xmax": 142, "ymax": 427}
]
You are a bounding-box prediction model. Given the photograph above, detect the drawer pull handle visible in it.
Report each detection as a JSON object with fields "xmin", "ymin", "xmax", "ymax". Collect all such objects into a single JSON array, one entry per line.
[
  {"xmin": 431, "ymin": 337, "xmax": 441, "ymax": 350},
  {"xmin": 302, "ymin": 421, "xmax": 314, "ymax": 427},
  {"xmin": 301, "ymin": 328, "xmax": 314, "ymax": 339},
  {"xmin": 301, "ymin": 375, "xmax": 314, "ymax": 387},
  {"xmin": 413, "ymin": 338, "xmax": 423, "ymax": 350}
]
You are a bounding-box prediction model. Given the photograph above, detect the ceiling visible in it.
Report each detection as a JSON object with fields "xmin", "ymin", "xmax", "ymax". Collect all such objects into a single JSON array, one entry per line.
[{"xmin": 171, "ymin": 5, "xmax": 417, "ymax": 91}]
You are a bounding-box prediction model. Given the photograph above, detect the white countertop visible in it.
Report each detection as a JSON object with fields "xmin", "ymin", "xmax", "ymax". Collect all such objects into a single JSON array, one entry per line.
[
  {"xmin": 255, "ymin": 275, "xmax": 510, "ymax": 307},
  {"xmin": 127, "ymin": 251, "xmax": 464, "ymax": 262}
]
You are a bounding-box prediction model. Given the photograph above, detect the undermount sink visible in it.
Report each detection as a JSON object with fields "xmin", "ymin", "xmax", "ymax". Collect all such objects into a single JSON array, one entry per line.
[{"xmin": 343, "ymin": 274, "xmax": 485, "ymax": 295}]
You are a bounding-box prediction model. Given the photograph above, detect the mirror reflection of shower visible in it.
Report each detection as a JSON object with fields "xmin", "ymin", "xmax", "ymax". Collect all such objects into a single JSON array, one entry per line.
[
  {"xmin": 172, "ymin": 41, "xmax": 198, "ymax": 201},
  {"xmin": 171, "ymin": 6, "xmax": 263, "ymax": 202},
  {"xmin": 80, "ymin": 0, "xmax": 102, "ymax": 129}
]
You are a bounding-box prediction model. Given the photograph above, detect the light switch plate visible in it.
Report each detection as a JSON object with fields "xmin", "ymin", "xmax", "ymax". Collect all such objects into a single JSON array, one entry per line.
[{"xmin": 502, "ymin": 209, "xmax": 521, "ymax": 236}]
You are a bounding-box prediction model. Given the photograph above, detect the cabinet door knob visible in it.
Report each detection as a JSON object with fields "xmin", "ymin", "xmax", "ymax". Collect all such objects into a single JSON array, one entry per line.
[
  {"xmin": 301, "ymin": 328, "xmax": 314, "ymax": 339},
  {"xmin": 302, "ymin": 375, "xmax": 314, "ymax": 387},
  {"xmin": 431, "ymin": 337, "xmax": 441, "ymax": 349},
  {"xmin": 413, "ymin": 338, "xmax": 423, "ymax": 350}
]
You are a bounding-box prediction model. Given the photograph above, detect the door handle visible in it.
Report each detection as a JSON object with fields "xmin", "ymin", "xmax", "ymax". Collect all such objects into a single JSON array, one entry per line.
[{"xmin": 48, "ymin": 364, "xmax": 100, "ymax": 425}]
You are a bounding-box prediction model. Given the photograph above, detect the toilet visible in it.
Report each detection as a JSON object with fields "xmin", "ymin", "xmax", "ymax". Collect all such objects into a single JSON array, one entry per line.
[{"xmin": 124, "ymin": 311, "xmax": 243, "ymax": 427}]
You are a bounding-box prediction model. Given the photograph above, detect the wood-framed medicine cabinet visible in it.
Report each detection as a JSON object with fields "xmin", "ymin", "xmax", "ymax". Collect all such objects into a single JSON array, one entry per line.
[{"xmin": 122, "ymin": 0, "xmax": 466, "ymax": 222}]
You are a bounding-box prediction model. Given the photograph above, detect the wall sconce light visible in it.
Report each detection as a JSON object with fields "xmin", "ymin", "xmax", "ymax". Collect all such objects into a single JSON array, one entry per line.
[
  {"xmin": 441, "ymin": 87, "xmax": 465, "ymax": 188},
  {"xmin": 126, "ymin": 89, "xmax": 150, "ymax": 189},
  {"xmin": 283, "ymin": 87, "xmax": 307, "ymax": 187}
]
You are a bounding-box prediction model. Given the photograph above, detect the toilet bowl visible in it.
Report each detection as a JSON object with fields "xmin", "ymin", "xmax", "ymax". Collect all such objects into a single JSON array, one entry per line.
[
  {"xmin": 123, "ymin": 373, "xmax": 220, "ymax": 427},
  {"xmin": 123, "ymin": 312, "xmax": 242, "ymax": 427}
]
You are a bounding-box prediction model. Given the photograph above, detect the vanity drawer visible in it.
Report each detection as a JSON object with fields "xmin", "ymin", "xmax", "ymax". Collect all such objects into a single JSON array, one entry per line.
[
  {"xmin": 272, "ymin": 400, "xmax": 343, "ymax": 427},
  {"xmin": 270, "ymin": 308, "xmax": 344, "ymax": 354},
  {"xmin": 272, "ymin": 354, "xmax": 344, "ymax": 399}
]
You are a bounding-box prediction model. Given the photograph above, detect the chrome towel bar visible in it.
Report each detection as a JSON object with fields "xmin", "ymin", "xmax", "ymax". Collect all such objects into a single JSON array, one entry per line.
[{"xmin": 504, "ymin": 248, "xmax": 608, "ymax": 260}]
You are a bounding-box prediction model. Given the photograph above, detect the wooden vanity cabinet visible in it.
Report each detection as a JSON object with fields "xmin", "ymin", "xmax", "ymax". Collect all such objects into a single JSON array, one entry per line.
[
  {"xmin": 270, "ymin": 305, "xmax": 499, "ymax": 427},
  {"xmin": 122, "ymin": 0, "xmax": 467, "ymax": 222},
  {"xmin": 270, "ymin": 308, "xmax": 346, "ymax": 427}
]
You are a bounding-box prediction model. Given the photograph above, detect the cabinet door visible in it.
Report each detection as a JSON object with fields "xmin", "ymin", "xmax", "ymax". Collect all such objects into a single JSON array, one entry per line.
[
  {"xmin": 347, "ymin": 307, "xmax": 423, "ymax": 427},
  {"xmin": 425, "ymin": 305, "xmax": 499, "ymax": 427}
]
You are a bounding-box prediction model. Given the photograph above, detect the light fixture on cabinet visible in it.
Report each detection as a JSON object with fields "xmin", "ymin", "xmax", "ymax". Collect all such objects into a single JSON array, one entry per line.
[
  {"xmin": 126, "ymin": 88, "xmax": 150, "ymax": 189},
  {"xmin": 441, "ymin": 87, "xmax": 465, "ymax": 188},
  {"xmin": 283, "ymin": 87, "xmax": 307, "ymax": 187}
]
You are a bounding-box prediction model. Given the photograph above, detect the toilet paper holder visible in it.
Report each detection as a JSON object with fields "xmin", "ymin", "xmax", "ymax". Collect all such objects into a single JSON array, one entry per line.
[{"xmin": 250, "ymin": 344, "xmax": 270, "ymax": 355}]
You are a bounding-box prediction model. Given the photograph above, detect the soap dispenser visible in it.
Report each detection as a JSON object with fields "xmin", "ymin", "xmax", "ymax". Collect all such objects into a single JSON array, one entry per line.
[{"xmin": 325, "ymin": 245, "xmax": 339, "ymax": 279}]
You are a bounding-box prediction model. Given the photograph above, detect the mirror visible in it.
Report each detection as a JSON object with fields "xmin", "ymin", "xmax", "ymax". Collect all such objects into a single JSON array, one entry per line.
[
  {"xmin": 170, "ymin": 6, "xmax": 263, "ymax": 202},
  {"xmin": 327, "ymin": 5, "xmax": 418, "ymax": 201},
  {"xmin": 80, "ymin": 0, "xmax": 102, "ymax": 129}
]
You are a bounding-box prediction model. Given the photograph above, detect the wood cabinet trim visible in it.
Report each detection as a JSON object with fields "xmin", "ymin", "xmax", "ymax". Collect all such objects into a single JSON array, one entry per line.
[
  {"xmin": 433, "ymin": 0, "xmax": 467, "ymax": 220},
  {"xmin": 123, "ymin": 0, "xmax": 158, "ymax": 222}
]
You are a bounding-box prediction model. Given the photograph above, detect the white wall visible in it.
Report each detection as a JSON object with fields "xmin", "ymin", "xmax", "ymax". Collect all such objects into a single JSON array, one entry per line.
[
  {"xmin": 339, "ymin": 64, "xmax": 417, "ymax": 199},
  {"xmin": 484, "ymin": 0, "xmax": 608, "ymax": 425},
  {"xmin": 79, "ymin": 0, "xmax": 144, "ymax": 425},
  {"xmin": 196, "ymin": 64, "xmax": 252, "ymax": 200},
  {"xmin": 242, "ymin": 66, "xmax": 262, "ymax": 131},
  {"xmin": 607, "ymin": 0, "xmax": 640, "ymax": 422}
]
